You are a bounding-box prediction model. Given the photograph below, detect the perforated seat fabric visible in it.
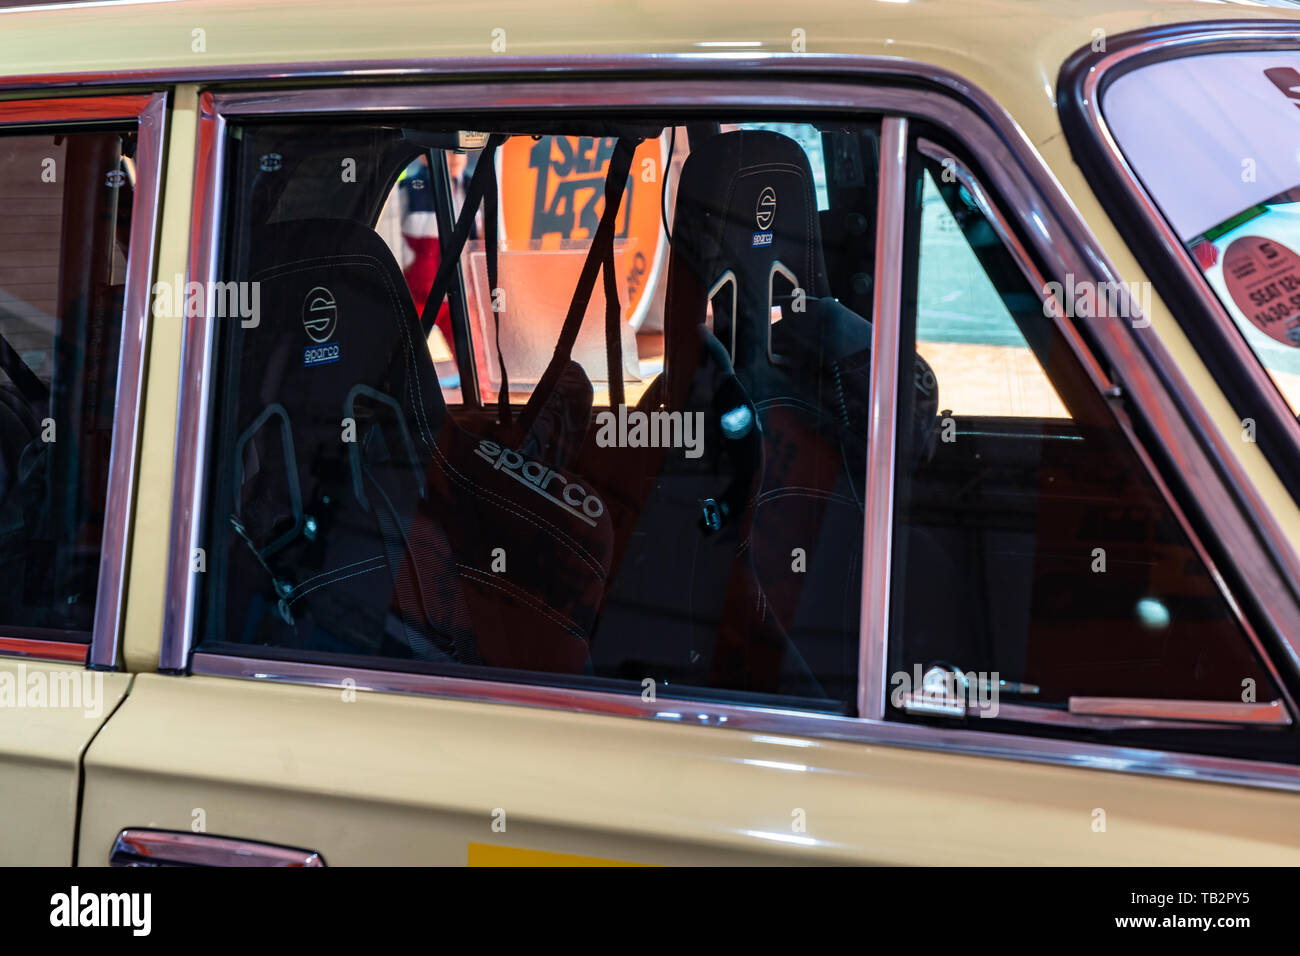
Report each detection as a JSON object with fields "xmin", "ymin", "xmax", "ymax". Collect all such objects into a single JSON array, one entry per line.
[{"xmin": 226, "ymin": 218, "xmax": 613, "ymax": 673}]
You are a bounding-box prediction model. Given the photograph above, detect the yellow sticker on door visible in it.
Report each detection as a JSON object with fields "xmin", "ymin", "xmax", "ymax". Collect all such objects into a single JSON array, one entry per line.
[{"xmin": 467, "ymin": 842, "xmax": 646, "ymax": 867}]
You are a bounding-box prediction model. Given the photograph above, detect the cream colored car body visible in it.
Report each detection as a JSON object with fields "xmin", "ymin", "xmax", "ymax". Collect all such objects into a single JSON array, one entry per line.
[{"xmin": 0, "ymin": 0, "xmax": 1298, "ymax": 865}]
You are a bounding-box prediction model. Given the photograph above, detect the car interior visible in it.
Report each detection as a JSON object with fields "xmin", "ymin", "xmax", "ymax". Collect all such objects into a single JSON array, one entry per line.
[{"xmin": 198, "ymin": 113, "xmax": 1294, "ymax": 756}]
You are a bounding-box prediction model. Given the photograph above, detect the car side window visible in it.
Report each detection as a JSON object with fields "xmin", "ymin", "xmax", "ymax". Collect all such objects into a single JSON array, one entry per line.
[
  {"xmin": 0, "ymin": 128, "xmax": 136, "ymax": 645},
  {"xmin": 887, "ymin": 139, "xmax": 1295, "ymax": 761},
  {"xmin": 197, "ymin": 114, "xmax": 885, "ymax": 713},
  {"xmin": 916, "ymin": 173, "xmax": 1066, "ymax": 419}
]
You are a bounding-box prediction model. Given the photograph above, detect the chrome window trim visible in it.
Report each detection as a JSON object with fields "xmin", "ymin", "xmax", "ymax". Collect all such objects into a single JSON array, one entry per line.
[
  {"xmin": 1057, "ymin": 21, "xmax": 1300, "ymax": 676},
  {"xmin": 193, "ymin": 651, "xmax": 1300, "ymax": 794},
  {"xmin": 164, "ymin": 66, "xmax": 1300, "ymax": 793},
  {"xmin": 161, "ymin": 92, "xmax": 223, "ymax": 674},
  {"xmin": 91, "ymin": 91, "xmax": 167, "ymax": 669},
  {"xmin": 0, "ymin": 92, "xmax": 166, "ymax": 670},
  {"xmin": 858, "ymin": 116, "xmax": 906, "ymax": 722}
]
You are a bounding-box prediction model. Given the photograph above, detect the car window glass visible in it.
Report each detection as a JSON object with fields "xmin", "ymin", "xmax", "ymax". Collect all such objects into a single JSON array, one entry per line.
[
  {"xmin": 198, "ymin": 114, "xmax": 885, "ymax": 713},
  {"xmin": 916, "ymin": 172, "xmax": 1066, "ymax": 418},
  {"xmin": 0, "ymin": 129, "xmax": 135, "ymax": 642},
  {"xmin": 889, "ymin": 145, "xmax": 1292, "ymax": 760}
]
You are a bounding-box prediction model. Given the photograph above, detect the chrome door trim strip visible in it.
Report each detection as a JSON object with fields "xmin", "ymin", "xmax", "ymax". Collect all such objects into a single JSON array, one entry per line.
[
  {"xmin": 163, "ymin": 66, "xmax": 1300, "ymax": 790},
  {"xmin": 1057, "ymin": 22, "xmax": 1300, "ymax": 677},
  {"xmin": 90, "ymin": 91, "xmax": 168, "ymax": 670},
  {"xmin": 193, "ymin": 651, "xmax": 1300, "ymax": 794},
  {"xmin": 0, "ymin": 92, "xmax": 165, "ymax": 670},
  {"xmin": 858, "ymin": 116, "xmax": 906, "ymax": 721},
  {"xmin": 110, "ymin": 828, "xmax": 325, "ymax": 867},
  {"xmin": 160, "ymin": 91, "xmax": 223, "ymax": 674}
]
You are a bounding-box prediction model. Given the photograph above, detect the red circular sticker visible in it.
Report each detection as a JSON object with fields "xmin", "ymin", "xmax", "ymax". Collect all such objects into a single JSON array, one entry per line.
[{"xmin": 1222, "ymin": 235, "xmax": 1300, "ymax": 347}]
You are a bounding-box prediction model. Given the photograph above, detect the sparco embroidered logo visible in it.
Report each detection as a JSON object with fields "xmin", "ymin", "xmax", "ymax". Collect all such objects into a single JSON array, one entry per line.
[
  {"xmin": 473, "ymin": 440, "xmax": 604, "ymax": 526},
  {"xmin": 753, "ymin": 185, "xmax": 777, "ymax": 246},
  {"xmin": 756, "ymin": 186, "xmax": 776, "ymax": 230},
  {"xmin": 302, "ymin": 286, "xmax": 338, "ymax": 343}
]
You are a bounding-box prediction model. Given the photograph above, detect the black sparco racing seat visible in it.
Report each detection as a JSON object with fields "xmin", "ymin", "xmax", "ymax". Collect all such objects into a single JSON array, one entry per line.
[
  {"xmin": 559, "ymin": 139, "xmax": 821, "ymax": 701},
  {"xmin": 225, "ymin": 218, "xmax": 613, "ymax": 674},
  {"xmin": 663, "ymin": 130, "xmax": 940, "ymax": 703}
]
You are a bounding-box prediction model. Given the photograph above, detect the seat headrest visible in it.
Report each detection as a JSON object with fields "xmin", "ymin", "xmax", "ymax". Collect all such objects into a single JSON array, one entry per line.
[
  {"xmin": 235, "ymin": 218, "xmax": 444, "ymax": 551},
  {"xmin": 246, "ymin": 218, "xmax": 441, "ymax": 420},
  {"xmin": 666, "ymin": 130, "xmax": 831, "ymax": 379}
]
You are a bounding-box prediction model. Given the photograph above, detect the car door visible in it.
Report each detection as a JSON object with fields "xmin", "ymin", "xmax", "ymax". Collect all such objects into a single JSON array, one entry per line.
[
  {"xmin": 0, "ymin": 93, "xmax": 164, "ymax": 863},
  {"xmin": 78, "ymin": 71, "xmax": 1300, "ymax": 867}
]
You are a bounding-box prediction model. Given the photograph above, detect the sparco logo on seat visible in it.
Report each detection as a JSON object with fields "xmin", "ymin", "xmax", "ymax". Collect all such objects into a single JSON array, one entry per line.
[
  {"xmin": 302, "ymin": 286, "xmax": 338, "ymax": 342},
  {"xmin": 474, "ymin": 439, "xmax": 605, "ymax": 526},
  {"xmin": 756, "ymin": 186, "xmax": 776, "ymax": 230}
]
